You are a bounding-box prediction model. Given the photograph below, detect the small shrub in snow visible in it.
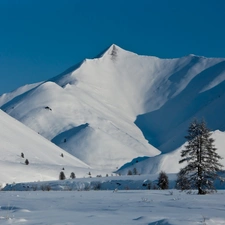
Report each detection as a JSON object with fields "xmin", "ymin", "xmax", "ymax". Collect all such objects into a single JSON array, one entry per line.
[
  {"xmin": 21, "ymin": 152, "xmax": 24, "ymax": 158},
  {"xmin": 61, "ymin": 153, "xmax": 64, "ymax": 157},
  {"xmin": 59, "ymin": 171, "xmax": 66, "ymax": 180}
]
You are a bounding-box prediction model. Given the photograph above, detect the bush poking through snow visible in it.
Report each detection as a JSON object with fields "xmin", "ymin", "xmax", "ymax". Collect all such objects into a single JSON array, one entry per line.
[{"xmin": 21, "ymin": 152, "xmax": 24, "ymax": 158}]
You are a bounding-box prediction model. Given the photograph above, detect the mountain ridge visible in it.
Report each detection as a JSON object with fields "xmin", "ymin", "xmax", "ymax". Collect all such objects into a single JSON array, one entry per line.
[{"xmin": 1, "ymin": 44, "xmax": 225, "ymax": 172}]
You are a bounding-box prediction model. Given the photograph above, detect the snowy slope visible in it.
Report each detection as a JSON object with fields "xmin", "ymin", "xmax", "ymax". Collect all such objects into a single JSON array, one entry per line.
[
  {"xmin": 0, "ymin": 82, "xmax": 42, "ymax": 107},
  {"xmin": 1, "ymin": 44, "xmax": 225, "ymax": 171},
  {"xmin": 117, "ymin": 130, "xmax": 225, "ymax": 175},
  {"xmin": 0, "ymin": 109, "xmax": 98, "ymax": 187}
]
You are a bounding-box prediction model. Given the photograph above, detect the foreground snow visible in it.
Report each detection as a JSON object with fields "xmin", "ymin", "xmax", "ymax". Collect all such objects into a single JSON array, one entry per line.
[{"xmin": 1, "ymin": 190, "xmax": 225, "ymax": 225}]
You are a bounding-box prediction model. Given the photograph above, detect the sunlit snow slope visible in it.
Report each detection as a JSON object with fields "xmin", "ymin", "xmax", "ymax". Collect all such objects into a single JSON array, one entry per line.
[
  {"xmin": 117, "ymin": 130, "xmax": 225, "ymax": 175},
  {"xmin": 1, "ymin": 44, "xmax": 225, "ymax": 171},
  {"xmin": 0, "ymin": 109, "xmax": 91, "ymax": 186}
]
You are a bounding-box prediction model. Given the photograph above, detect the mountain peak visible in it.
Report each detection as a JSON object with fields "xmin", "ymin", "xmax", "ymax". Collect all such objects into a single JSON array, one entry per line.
[{"xmin": 97, "ymin": 44, "xmax": 135, "ymax": 59}]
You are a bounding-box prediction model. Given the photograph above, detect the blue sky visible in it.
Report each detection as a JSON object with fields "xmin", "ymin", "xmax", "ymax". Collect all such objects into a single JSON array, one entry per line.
[{"xmin": 0, "ymin": 0, "xmax": 225, "ymax": 94}]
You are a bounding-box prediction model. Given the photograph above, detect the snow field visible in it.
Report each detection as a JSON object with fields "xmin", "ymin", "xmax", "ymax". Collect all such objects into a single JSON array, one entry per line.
[{"xmin": 1, "ymin": 190, "xmax": 225, "ymax": 225}]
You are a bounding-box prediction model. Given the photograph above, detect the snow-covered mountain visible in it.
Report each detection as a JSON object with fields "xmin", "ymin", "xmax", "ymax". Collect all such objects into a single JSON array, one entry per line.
[
  {"xmin": 1, "ymin": 44, "xmax": 225, "ymax": 172},
  {"xmin": 0, "ymin": 109, "xmax": 95, "ymax": 187}
]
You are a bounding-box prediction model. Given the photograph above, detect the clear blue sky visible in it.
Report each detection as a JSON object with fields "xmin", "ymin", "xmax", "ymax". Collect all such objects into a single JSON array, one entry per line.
[{"xmin": 0, "ymin": 0, "xmax": 225, "ymax": 95}]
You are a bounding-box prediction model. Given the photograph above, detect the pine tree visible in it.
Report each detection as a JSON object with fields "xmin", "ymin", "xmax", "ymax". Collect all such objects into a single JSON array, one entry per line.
[
  {"xmin": 127, "ymin": 170, "xmax": 132, "ymax": 175},
  {"xmin": 179, "ymin": 119, "xmax": 223, "ymax": 194},
  {"xmin": 25, "ymin": 159, "xmax": 29, "ymax": 165},
  {"xmin": 59, "ymin": 171, "xmax": 66, "ymax": 180},
  {"xmin": 157, "ymin": 171, "xmax": 169, "ymax": 189},
  {"xmin": 70, "ymin": 172, "xmax": 76, "ymax": 179},
  {"xmin": 133, "ymin": 167, "xmax": 138, "ymax": 175}
]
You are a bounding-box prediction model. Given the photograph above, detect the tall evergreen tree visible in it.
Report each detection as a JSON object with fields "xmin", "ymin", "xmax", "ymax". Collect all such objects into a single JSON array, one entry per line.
[{"xmin": 179, "ymin": 119, "xmax": 223, "ymax": 194}]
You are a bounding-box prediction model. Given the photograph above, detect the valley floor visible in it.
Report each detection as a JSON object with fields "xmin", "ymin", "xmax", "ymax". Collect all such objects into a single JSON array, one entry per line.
[{"xmin": 0, "ymin": 190, "xmax": 225, "ymax": 225}]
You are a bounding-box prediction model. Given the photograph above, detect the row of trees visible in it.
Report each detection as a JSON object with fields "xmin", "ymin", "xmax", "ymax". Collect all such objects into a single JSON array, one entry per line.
[{"xmin": 59, "ymin": 171, "xmax": 75, "ymax": 180}]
